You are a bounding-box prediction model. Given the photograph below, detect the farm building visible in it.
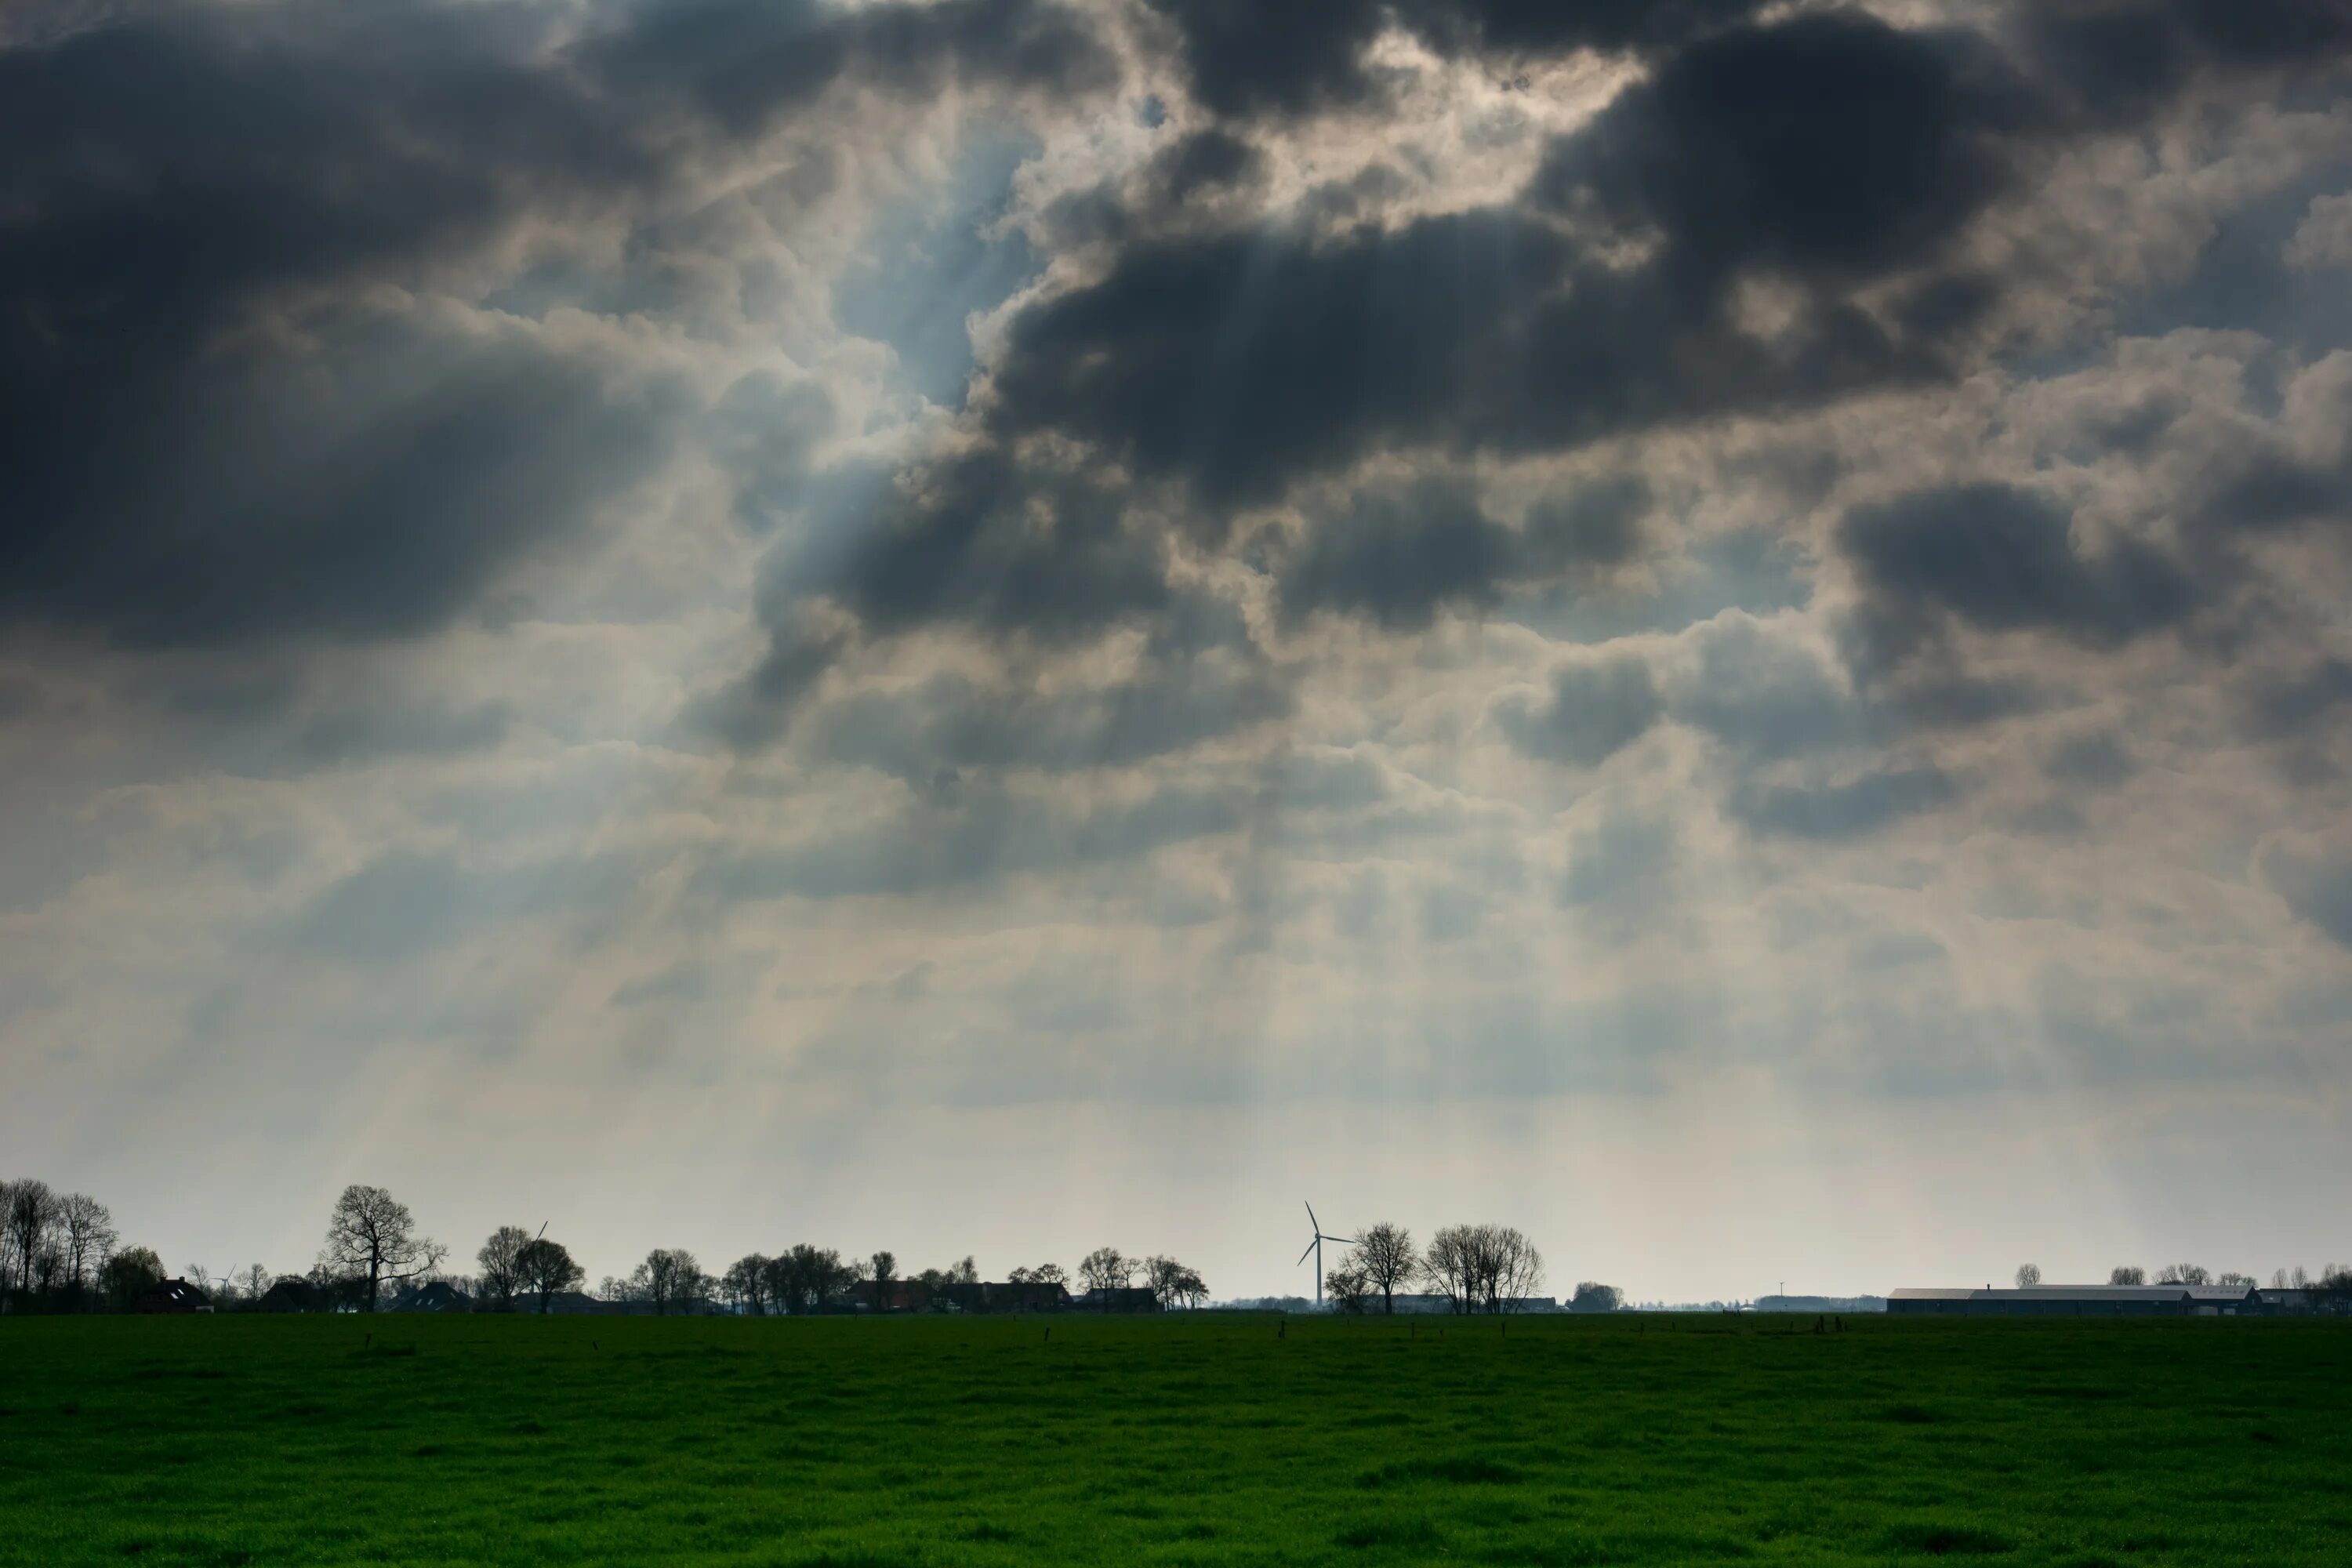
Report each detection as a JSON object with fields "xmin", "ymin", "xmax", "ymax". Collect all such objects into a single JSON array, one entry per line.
[
  {"xmin": 387, "ymin": 1280, "xmax": 474, "ymax": 1313},
  {"xmin": 257, "ymin": 1279, "xmax": 335, "ymax": 1312},
  {"xmin": 1070, "ymin": 1287, "xmax": 1161, "ymax": 1312},
  {"xmin": 1889, "ymin": 1284, "xmax": 2261, "ymax": 1316},
  {"xmin": 132, "ymin": 1278, "xmax": 212, "ymax": 1314}
]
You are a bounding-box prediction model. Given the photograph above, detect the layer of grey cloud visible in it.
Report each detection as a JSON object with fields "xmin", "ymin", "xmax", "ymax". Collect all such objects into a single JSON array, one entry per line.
[{"xmin": 4, "ymin": 0, "xmax": 2352, "ymax": 1301}]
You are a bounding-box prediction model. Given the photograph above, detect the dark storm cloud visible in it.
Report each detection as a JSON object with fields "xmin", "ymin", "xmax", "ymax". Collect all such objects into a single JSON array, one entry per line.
[
  {"xmin": 803, "ymin": 662, "xmax": 1290, "ymax": 778},
  {"xmin": 699, "ymin": 781, "xmax": 1247, "ymax": 901},
  {"xmin": 983, "ymin": 13, "xmax": 2063, "ymax": 509},
  {"xmin": 1498, "ymin": 658, "xmax": 1663, "ymax": 767},
  {"xmin": 1728, "ymin": 764, "xmax": 1959, "ymax": 840},
  {"xmin": 2020, "ymin": 0, "xmax": 2352, "ymax": 126},
  {"xmin": 2044, "ymin": 731, "xmax": 2139, "ymax": 789},
  {"xmin": 1840, "ymin": 483, "xmax": 2203, "ymax": 654},
  {"xmin": 2246, "ymin": 659, "xmax": 2352, "ymax": 739},
  {"xmin": 2263, "ymin": 841, "xmax": 2352, "ymax": 949},
  {"xmin": 0, "ymin": 0, "xmax": 1112, "ymax": 652},
  {"xmin": 1138, "ymin": 0, "xmax": 1774, "ymax": 122},
  {"xmin": 789, "ymin": 452, "xmax": 1180, "ymax": 645}
]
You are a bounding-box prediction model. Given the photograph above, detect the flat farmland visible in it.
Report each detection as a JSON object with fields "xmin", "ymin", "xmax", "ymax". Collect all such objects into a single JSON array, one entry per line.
[{"xmin": 2, "ymin": 1314, "xmax": 2347, "ymax": 1566}]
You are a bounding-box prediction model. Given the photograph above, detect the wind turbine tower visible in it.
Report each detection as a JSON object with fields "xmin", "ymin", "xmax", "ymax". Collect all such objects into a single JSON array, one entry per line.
[{"xmin": 1297, "ymin": 1202, "xmax": 1359, "ymax": 1307}]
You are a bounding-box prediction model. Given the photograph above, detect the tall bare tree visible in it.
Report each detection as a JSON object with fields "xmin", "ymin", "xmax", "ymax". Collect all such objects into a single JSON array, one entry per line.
[
  {"xmin": 103, "ymin": 1247, "xmax": 165, "ymax": 1309},
  {"xmin": 476, "ymin": 1226, "xmax": 533, "ymax": 1311},
  {"xmin": 765, "ymin": 1245, "xmax": 857, "ymax": 1314},
  {"xmin": 634, "ymin": 1249, "xmax": 706, "ymax": 1315},
  {"xmin": 516, "ymin": 1238, "xmax": 584, "ymax": 1311},
  {"xmin": 2015, "ymin": 1263, "xmax": 2042, "ymax": 1287},
  {"xmin": 320, "ymin": 1185, "xmax": 445, "ymax": 1312},
  {"xmin": 1144, "ymin": 1255, "xmax": 1207, "ymax": 1309},
  {"xmin": 5, "ymin": 1178, "xmax": 58, "ymax": 1298},
  {"xmin": 1078, "ymin": 1247, "xmax": 1129, "ymax": 1304},
  {"xmin": 1354, "ymin": 1223, "xmax": 1414, "ymax": 1315},
  {"xmin": 869, "ymin": 1250, "xmax": 898, "ymax": 1309},
  {"xmin": 1422, "ymin": 1223, "xmax": 1544, "ymax": 1314},
  {"xmin": 58, "ymin": 1193, "xmax": 118, "ymax": 1296},
  {"xmin": 1326, "ymin": 1260, "xmax": 1373, "ymax": 1314},
  {"xmin": 722, "ymin": 1254, "xmax": 772, "ymax": 1316}
]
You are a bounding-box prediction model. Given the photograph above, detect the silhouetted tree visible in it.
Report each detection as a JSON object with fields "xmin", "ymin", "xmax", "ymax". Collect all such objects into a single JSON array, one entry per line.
[
  {"xmin": 103, "ymin": 1247, "xmax": 164, "ymax": 1311},
  {"xmin": 321, "ymin": 1185, "xmax": 445, "ymax": 1312},
  {"xmin": 476, "ymin": 1226, "xmax": 532, "ymax": 1312},
  {"xmin": 722, "ymin": 1254, "xmax": 772, "ymax": 1316},
  {"xmin": 2109, "ymin": 1265, "xmax": 2145, "ymax": 1286},
  {"xmin": 5, "ymin": 1178, "xmax": 57, "ymax": 1299},
  {"xmin": 1078, "ymin": 1247, "xmax": 1129, "ymax": 1305},
  {"xmin": 633, "ymin": 1249, "xmax": 706, "ymax": 1315},
  {"xmin": 869, "ymin": 1250, "xmax": 898, "ymax": 1309},
  {"xmin": 1145, "ymin": 1255, "xmax": 1207, "ymax": 1309},
  {"xmin": 2155, "ymin": 1263, "xmax": 2211, "ymax": 1286},
  {"xmin": 1008, "ymin": 1263, "xmax": 1069, "ymax": 1287},
  {"xmin": 765, "ymin": 1245, "xmax": 857, "ymax": 1313},
  {"xmin": 57, "ymin": 1193, "xmax": 117, "ymax": 1301},
  {"xmin": 1570, "ymin": 1282, "xmax": 1623, "ymax": 1313},
  {"xmin": 516, "ymin": 1239, "xmax": 584, "ymax": 1311},
  {"xmin": 1326, "ymin": 1260, "xmax": 1373, "ymax": 1313},
  {"xmin": 1353, "ymin": 1223, "xmax": 1414, "ymax": 1315},
  {"xmin": 2216, "ymin": 1272, "xmax": 2255, "ymax": 1287},
  {"xmin": 2015, "ymin": 1263, "xmax": 2042, "ymax": 1287},
  {"xmin": 1422, "ymin": 1224, "xmax": 1544, "ymax": 1314}
]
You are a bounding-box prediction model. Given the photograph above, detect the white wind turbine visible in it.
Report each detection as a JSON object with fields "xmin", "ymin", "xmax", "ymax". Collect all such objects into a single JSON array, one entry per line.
[{"xmin": 1297, "ymin": 1202, "xmax": 1359, "ymax": 1307}]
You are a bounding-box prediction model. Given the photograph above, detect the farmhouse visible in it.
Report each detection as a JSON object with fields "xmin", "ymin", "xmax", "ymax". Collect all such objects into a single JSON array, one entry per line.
[
  {"xmin": 1889, "ymin": 1283, "xmax": 2262, "ymax": 1316},
  {"xmin": 132, "ymin": 1278, "xmax": 212, "ymax": 1314},
  {"xmin": 257, "ymin": 1279, "xmax": 335, "ymax": 1312}
]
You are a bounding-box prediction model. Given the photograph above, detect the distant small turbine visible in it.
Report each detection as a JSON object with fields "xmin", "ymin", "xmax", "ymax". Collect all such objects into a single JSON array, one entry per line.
[{"xmin": 1297, "ymin": 1202, "xmax": 1359, "ymax": 1307}]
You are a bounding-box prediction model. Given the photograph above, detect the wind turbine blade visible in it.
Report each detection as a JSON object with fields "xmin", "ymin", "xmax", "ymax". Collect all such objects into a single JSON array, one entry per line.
[
  {"xmin": 1298, "ymin": 1239, "xmax": 1319, "ymax": 1267},
  {"xmin": 1305, "ymin": 1201, "xmax": 1321, "ymax": 1232}
]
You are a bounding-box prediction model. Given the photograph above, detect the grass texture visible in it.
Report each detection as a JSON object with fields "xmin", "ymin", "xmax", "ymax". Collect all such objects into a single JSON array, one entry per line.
[{"xmin": 2, "ymin": 1313, "xmax": 2347, "ymax": 1566}]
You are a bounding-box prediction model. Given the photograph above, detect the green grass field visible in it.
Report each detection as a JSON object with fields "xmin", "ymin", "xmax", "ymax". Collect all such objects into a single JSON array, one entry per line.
[{"xmin": 4, "ymin": 1314, "xmax": 2347, "ymax": 1566}]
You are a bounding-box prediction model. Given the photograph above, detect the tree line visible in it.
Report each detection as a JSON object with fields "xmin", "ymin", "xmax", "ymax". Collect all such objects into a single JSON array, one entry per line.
[
  {"xmin": 0, "ymin": 1178, "xmax": 1210, "ymax": 1315},
  {"xmin": 1320, "ymin": 1222, "xmax": 1595, "ymax": 1314},
  {"xmin": 2010, "ymin": 1261, "xmax": 2352, "ymax": 1293}
]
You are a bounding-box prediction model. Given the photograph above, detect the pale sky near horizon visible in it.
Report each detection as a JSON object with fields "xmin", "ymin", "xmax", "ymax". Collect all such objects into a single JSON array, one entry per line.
[{"xmin": 4, "ymin": 0, "xmax": 2352, "ymax": 1303}]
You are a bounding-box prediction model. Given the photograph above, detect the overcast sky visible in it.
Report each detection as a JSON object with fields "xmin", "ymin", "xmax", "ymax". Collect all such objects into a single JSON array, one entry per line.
[{"xmin": 5, "ymin": 0, "xmax": 2351, "ymax": 1303}]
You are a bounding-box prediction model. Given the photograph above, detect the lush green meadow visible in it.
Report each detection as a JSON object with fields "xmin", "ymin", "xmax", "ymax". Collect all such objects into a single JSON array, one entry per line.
[{"xmin": 2, "ymin": 1312, "xmax": 2347, "ymax": 1566}]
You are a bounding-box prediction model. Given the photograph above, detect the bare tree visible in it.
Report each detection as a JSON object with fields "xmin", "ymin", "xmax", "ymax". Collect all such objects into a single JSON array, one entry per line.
[
  {"xmin": 1078, "ymin": 1247, "xmax": 1130, "ymax": 1304},
  {"xmin": 633, "ymin": 1249, "xmax": 706, "ymax": 1315},
  {"xmin": 58, "ymin": 1193, "xmax": 117, "ymax": 1297},
  {"xmin": 2154, "ymin": 1263, "xmax": 2211, "ymax": 1286},
  {"xmin": 5, "ymin": 1178, "xmax": 58, "ymax": 1298},
  {"xmin": 1325, "ymin": 1260, "xmax": 1373, "ymax": 1313},
  {"xmin": 239, "ymin": 1264, "xmax": 272, "ymax": 1302},
  {"xmin": 2216, "ymin": 1272, "xmax": 2255, "ymax": 1287},
  {"xmin": 721, "ymin": 1254, "xmax": 772, "ymax": 1316},
  {"xmin": 1489, "ymin": 1226, "xmax": 1544, "ymax": 1312},
  {"xmin": 1009, "ymin": 1262, "xmax": 1068, "ymax": 1287},
  {"xmin": 475, "ymin": 1226, "xmax": 532, "ymax": 1311},
  {"xmin": 765, "ymin": 1245, "xmax": 857, "ymax": 1314},
  {"xmin": 320, "ymin": 1185, "xmax": 445, "ymax": 1312},
  {"xmin": 2109, "ymin": 1265, "xmax": 2145, "ymax": 1286},
  {"xmin": 1144, "ymin": 1255, "xmax": 1207, "ymax": 1310},
  {"xmin": 1421, "ymin": 1226, "xmax": 1479, "ymax": 1314},
  {"xmin": 2015, "ymin": 1263, "xmax": 2042, "ymax": 1287},
  {"xmin": 1421, "ymin": 1224, "xmax": 1544, "ymax": 1314},
  {"xmin": 869, "ymin": 1250, "xmax": 898, "ymax": 1309},
  {"xmin": 1354, "ymin": 1223, "xmax": 1414, "ymax": 1316},
  {"xmin": 516, "ymin": 1238, "xmax": 584, "ymax": 1311},
  {"xmin": 103, "ymin": 1247, "xmax": 165, "ymax": 1310}
]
